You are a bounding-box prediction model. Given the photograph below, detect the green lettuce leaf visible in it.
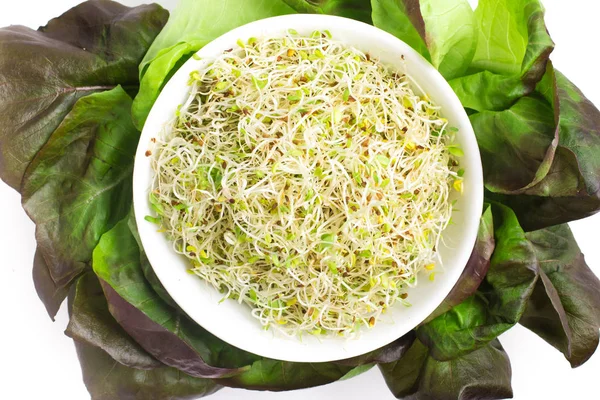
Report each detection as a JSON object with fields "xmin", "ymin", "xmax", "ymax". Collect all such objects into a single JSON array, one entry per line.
[
  {"xmin": 0, "ymin": 0, "xmax": 168, "ymax": 190},
  {"xmin": 520, "ymin": 224, "xmax": 600, "ymax": 367},
  {"xmin": 471, "ymin": 0, "xmax": 529, "ymax": 74},
  {"xmin": 21, "ymin": 87, "xmax": 139, "ymax": 307},
  {"xmin": 128, "ymin": 213, "xmax": 179, "ymax": 308},
  {"xmin": 371, "ymin": 0, "xmax": 429, "ymax": 59},
  {"xmin": 132, "ymin": 0, "xmax": 294, "ymax": 129},
  {"xmin": 470, "ymin": 202, "xmax": 538, "ymax": 323},
  {"xmin": 425, "ymin": 204, "xmax": 494, "ymax": 322},
  {"xmin": 417, "ymin": 294, "xmax": 508, "ymax": 362},
  {"xmin": 417, "ymin": 204, "xmax": 539, "ymax": 360},
  {"xmin": 283, "ymin": 0, "xmax": 372, "ymax": 23},
  {"xmin": 66, "ymin": 271, "xmax": 161, "ymax": 370},
  {"xmin": 417, "ymin": 0, "xmax": 477, "ymax": 79},
  {"xmin": 216, "ymin": 359, "xmax": 353, "ymax": 391},
  {"xmin": 371, "ymin": 0, "xmax": 477, "ymax": 79},
  {"xmin": 133, "ymin": 43, "xmax": 199, "ymax": 131},
  {"xmin": 75, "ymin": 342, "xmax": 220, "ymax": 400},
  {"xmin": 450, "ymin": 0, "xmax": 553, "ymax": 112},
  {"xmin": 339, "ymin": 364, "xmax": 376, "ymax": 381},
  {"xmin": 379, "ymin": 338, "xmax": 512, "ymax": 400}
]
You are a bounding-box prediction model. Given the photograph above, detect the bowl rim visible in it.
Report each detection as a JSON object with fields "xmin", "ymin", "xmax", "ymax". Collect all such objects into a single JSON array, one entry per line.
[{"xmin": 133, "ymin": 13, "xmax": 484, "ymax": 363}]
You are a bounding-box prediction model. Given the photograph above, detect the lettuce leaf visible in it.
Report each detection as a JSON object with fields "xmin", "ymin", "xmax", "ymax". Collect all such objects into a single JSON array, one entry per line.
[
  {"xmin": 216, "ymin": 359, "xmax": 353, "ymax": 391},
  {"xmin": 21, "ymin": 86, "xmax": 139, "ymax": 310},
  {"xmin": 417, "ymin": 204, "xmax": 539, "ymax": 360},
  {"xmin": 66, "ymin": 271, "xmax": 161, "ymax": 370},
  {"xmin": 371, "ymin": 0, "xmax": 477, "ymax": 79},
  {"xmin": 426, "ymin": 204, "xmax": 495, "ymax": 322},
  {"xmin": 471, "ymin": 96, "xmax": 556, "ymax": 193},
  {"xmin": 482, "ymin": 64, "xmax": 600, "ymax": 229},
  {"xmin": 335, "ymin": 332, "xmax": 417, "ymax": 366},
  {"xmin": 0, "ymin": 0, "xmax": 167, "ymax": 190},
  {"xmin": 32, "ymin": 246, "xmax": 70, "ymax": 320},
  {"xmin": 379, "ymin": 338, "xmax": 512, "ymax": 400},
  {"xmin": 283, "ymin": 0, "xmax": 372, "ymax": 23},
  {"xmin": 520, "ymin": 224, "xmax": 600, "ymax": 367},
  {"xmin": 132, "ymin": 0, "xmax": 294, "ymax": 129},
  {"xmin": 128, "ymin": 214, "xmax": 180, "ymax": 309},
  {"xmin": 471, "ymin": 0, "xmax": 530, "ymax": 75},
  {"xmin": 371, "ymin": 0, "xmax": 429, "ymax": 59},
  {"xmin": 75, "ymin": 341, "xmax": 220, "ymax": 400},
  {"xmin": 449, "ymin": 0, "xmax": 553, "ymax": 112}
]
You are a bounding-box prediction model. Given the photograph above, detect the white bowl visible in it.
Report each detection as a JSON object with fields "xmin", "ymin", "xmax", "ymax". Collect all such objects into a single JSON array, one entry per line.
[{"xmin": 134, "ymin": 14, "xmax": 483, "ymax": 363}]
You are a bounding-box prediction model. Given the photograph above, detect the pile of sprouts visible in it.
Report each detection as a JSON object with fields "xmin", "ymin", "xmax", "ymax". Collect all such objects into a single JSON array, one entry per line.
[{"xmin": 148, "ymin": 30, "xmax": 463, "ymax": 337}]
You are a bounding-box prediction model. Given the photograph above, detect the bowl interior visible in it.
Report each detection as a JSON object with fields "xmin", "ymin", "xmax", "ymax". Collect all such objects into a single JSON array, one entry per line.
[{"xmin": 133, "ymin": 14, "xmax": 483, "ymax": 363}]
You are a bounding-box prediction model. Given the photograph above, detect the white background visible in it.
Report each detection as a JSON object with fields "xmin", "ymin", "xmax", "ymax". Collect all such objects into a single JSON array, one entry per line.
[{"xmin": 0, "ymin": 1, "xmax": 598, "ymax": 399}]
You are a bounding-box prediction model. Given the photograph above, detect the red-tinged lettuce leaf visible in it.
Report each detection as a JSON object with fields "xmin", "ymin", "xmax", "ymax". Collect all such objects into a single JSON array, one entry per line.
[
  {"xmin": 32, "ymin": 246, "xmax": 69, "ymax": 320},
  {"xmin": 100, "ymin": 281, "xmax": 247, "ymax": 379},
  {"xmin": 371, "ymin": 0, "xmax": 477, "ymax": 79},
  {"xmin": 21, "ymin": 86, "xmax": 138, "ymax": 297},
  {"xmin": 470, "ymin": 96, "xmax": 556, "ymax": 193},
  {"xmin": 417, "ymin": 204, "xmax": 539, "ymax": 360},
  {"xmin": 425, "ymin": 204, "xmax": 494, "ymax": 322},
  {"xmin": 520, "ymin": 224, "xmax": 600, "ymax": 367},
  {"xmin": 371, "ymin": 0, "xmax": 430, "ymax": 59},
  {"xmin": 0, "ymin": 0, "xmax": 168, "ymax": 190},
  {"xmin": 75, "ymin": 342, "xmax": 220, "ymax": 400},
  {"xmin": 486, "ymin": 64, "xmax": 600, "ymax": 230},
  {"xmin": 379, "ymin": 338, "xmax": 512, "ymax": 400},
  {"xmin": 283, "ymin": 0, "xmax": 372, "ymax": 23},
  {"xmin": 66, "ymin": 271, "xmax": 161, "ymax": 370},
  {"xmin": 449, "ymin": 0, "xmax": 553, "ymax": 112},
  {"xmin": 132, "ymin": 0, "xmax": 294, "ymax": 130},
  {"xmin": 93, "ymin": 217, "xmax": 250, "ymax": 379}
]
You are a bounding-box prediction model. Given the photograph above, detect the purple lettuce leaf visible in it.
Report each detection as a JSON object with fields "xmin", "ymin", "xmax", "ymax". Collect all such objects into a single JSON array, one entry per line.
[
  {"xmin": 485, "ymin": 63, "xmax": 600, "ymax": 230},
  {"xmin": 0, "ymin": 0, "xmax": 167, "ymax": 190},
  {"xmin": 66, "ymin": 271, "xmax": 161, "ymax": 370},
  {"xmin": 21, "ymin": 86, "xmax": 138, "ymax": 312},
  {"xmin": 379, "ymin": 338, "xmax": 512, "ymax": 400},
  {"xmin": 520, "ymin": 224, "xmax": 600, "ymax": 367},
  {"xmin": 75, "ymin": 341, "xmax": 220, "ymax": 400}
]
